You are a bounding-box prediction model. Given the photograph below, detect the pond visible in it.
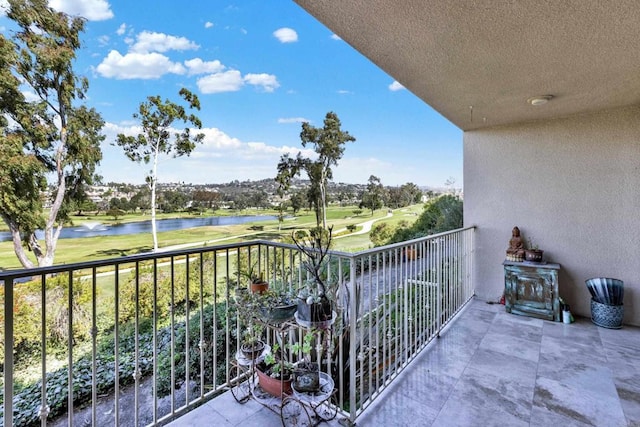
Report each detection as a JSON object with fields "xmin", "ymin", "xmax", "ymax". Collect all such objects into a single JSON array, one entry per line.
[{"xmin": 0, "ymin": 215, "xmax": 276, "ymax": 242}]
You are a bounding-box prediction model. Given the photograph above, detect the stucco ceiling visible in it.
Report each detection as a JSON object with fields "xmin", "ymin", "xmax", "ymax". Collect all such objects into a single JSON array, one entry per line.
[{"xmin": 294, "ymin": 0, "xmax": 640, "ymax": 131}]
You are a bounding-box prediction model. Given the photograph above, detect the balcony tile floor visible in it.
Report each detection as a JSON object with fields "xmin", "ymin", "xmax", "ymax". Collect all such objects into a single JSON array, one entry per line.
[{"xmin": 170, "ymin": 298, "xmax": 640, "ymax": 426}]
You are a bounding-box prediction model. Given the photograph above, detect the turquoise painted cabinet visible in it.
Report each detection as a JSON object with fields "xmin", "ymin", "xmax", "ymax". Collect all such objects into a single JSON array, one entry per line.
[{"xmin": 503, "ymin": 261, "xmax": 561, "ymax": 322}]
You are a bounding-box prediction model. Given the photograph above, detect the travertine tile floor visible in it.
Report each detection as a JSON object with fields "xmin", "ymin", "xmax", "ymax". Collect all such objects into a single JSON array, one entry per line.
[{"xmin": 170, "ymin": 298, "xmax": 640, "ymax": 426}]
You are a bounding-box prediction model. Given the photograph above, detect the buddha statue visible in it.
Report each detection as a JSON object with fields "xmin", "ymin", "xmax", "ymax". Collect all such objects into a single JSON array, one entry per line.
[{"xmin": 506, "ymin": 226, "xmax": 525, "ymax": 261}]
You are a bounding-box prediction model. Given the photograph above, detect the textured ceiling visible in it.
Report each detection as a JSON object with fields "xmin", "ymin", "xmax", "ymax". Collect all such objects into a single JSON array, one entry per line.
[{"xmin": 294, "ymin": 0, "xmax": 640, "ymax": 131}]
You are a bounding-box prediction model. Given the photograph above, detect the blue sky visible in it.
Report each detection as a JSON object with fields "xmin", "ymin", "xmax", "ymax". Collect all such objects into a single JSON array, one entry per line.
[{"xmin": 1, "ymin": 0, "xmax": 462, "ymax": 188}]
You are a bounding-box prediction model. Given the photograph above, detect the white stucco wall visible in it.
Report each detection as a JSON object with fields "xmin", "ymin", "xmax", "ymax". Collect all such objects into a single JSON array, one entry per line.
[{"xmin": 464, "ymin": 105, "xmax": 640, "ymax": 326}]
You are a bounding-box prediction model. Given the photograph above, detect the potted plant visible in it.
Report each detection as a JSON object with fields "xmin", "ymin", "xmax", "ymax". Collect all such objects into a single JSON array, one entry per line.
[
  {"xmin": 290, "ymin": 331, "xmax": 320, "ymax": 393},
  {"xmin": 255, "ymin": 285, "xmax": 297, "ymax": 324},
  {"xmin": 292, "ymin": 227, "xmax": 336, "ymax": 328},
  {"xmin": 240, "ymin": 323, "xmax": 266, "ymax": 360},
  {"xmin": 525, "ymin": 237, "xmax": 544, "ymax": 262},
  {"xmin": 238, "ymin": 261, "xmax": 269, "ymax": 294},
  {"xmin": 234, "ymin": 287, "xmax": 267, "ymax": 360},
  {"xmin": 256, "ymin": 343, "xmax": 294, "ymax": 397}
]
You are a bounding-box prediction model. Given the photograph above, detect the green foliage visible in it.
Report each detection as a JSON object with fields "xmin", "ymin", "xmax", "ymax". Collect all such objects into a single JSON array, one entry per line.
[
  {"xmin": 369, "ymin": 222, "xmax": 394, "ymax": 247},
  {"xmin": 289, "ymin": 191, "xmax": 305, "ymax": 215},
  {"xmin": 409, "ymin": 194, "xmax": 463, "ymax": 237},
  {"xmin": 0, "ymin": 301, "xmax": 234, "ymax": 426},
  {"xmin": 276, "ymin": 112, "xmax": 355, "ymax": 229},
  {"xmin": 360, "ymin": 175, "xmax": 386, "ymax": 215},
  {"xmin": 115, "ymin": 257, "xmax": 215, "ymax": 325},
  {"xmin": 346, "ymin": 224, "xmax": 357, "ymax": 233},
  {"xmin": 393, "ymin": 195, "xmax": 462, "ymax": 243},
  {"xmin": 156, "ymin": 303, "xmax": 234, "ymax": 396},
  {"xmin": 0, "ymin": 274, "xmax": 94, "ymax": 359},
  {"xmin": 115, "ymin": 88, "xmax": 204, "ymax": 251},
  {"xmin": 369, "ymin": 195, "xmax": 463, "ymax": 246},
  {"xmin": 0, "ymin": 0, "xmax": 104, "ymax": 268},
  {"xmin": 387, "ymin": 182, "xmax": 423, "ymax": 209},
  {"xmin": 106, "ymin": 208, "xmax": 125, "ymax": 220},
  {"xmin": 261, "ymin": 343, "xmax": 293, "ymax": 379}
]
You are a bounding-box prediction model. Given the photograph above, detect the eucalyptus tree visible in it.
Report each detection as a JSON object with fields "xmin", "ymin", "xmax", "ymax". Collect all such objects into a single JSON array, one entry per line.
[
  {"xmin": 115, "ymin": 89, "xmax": 204, "ymax": 251},
  {"xmin": 276, "ymin": 111, "xmax": 355, "ymax": 229},
  {"xmin": 360, "ymin": 175, "xmax": 386, "ymax": 215},
  {"xmin": 0, "ymin": 0, "xmax": 104, "ymax": 268}
]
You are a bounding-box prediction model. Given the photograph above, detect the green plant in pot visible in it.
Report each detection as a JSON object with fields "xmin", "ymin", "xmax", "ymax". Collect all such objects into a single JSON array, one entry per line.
[
  {"xmin": 238, "ymin": 261, "xmax": 269, "ymax": 294},
  {"xmin": 256, "ymin": 343, "xmax": 294, "ymax": 397},
  {"xmin": 292, "ymin": 226, "xmax": 335, "ymax": 327},
  {"xmin": 290, "ymin": 331, "xmax": 320, "ymax": 393},
  {"xmin": 234, "ymin": 287, "xmax": 266, "ymax": 360},
  {"xmin": 254, "ymin": 283, "xmax": 297, "ymax": 324}
]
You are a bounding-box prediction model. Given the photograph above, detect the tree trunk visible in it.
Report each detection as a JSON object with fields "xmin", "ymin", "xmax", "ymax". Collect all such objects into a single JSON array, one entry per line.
[
  {"xmin": 8, "ymin": 225, "xmax": 35, "ymax": 269},
  {"xmin": 151, "ymin": 144, "xmax": 160, "ymax": 252}
]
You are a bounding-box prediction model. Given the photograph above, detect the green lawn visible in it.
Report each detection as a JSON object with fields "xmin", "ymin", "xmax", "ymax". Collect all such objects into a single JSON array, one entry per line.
[{"xmin": 0, "ymin": 205, "xmax": 423, "ymax": 269}]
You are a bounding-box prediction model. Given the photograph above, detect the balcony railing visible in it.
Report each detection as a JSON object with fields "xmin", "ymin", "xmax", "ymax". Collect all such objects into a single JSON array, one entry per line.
[{"xmin": 0, "ymin": 226, "xmax": 474, "ymax": 426}]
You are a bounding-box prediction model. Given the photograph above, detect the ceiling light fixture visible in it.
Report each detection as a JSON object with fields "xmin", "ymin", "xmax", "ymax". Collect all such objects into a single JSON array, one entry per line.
[{"xmin": 527, "ymin": 95, "xmax": 553, "ymax": 106}]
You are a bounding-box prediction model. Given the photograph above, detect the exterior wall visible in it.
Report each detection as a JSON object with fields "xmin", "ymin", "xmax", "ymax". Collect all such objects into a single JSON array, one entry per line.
[{"xmin": 464, "ymin": 105, "xmax": 640, "ymax": 326}]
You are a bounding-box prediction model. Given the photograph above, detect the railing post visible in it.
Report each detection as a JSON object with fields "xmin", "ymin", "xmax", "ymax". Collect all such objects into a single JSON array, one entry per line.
[
  {"xmin": 4, "ymin": 277, "xmax": 14, "ymax": 427},
  {"xmin": 437, "ymin": 242, "xmax": 442, "ymax": 337},
  {"xmin": 348, "ymin": 256, "xmax": 357, "ymax": 425}
]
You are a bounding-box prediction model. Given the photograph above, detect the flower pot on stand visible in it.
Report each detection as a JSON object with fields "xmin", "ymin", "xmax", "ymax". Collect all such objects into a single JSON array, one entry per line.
[
  {"xmin": 250, "ymin": 278, "xmax": 269, "ymax": 294},
  {"xmin": 256, "ymin": 362, "xmax": 292, "ymax": 397},
  {"xmin": 240, "ymin": 340, "xmax": 266, "ymax": 360},
  {"xmin": 295, "ymin": 296, "xmax": 335, "ymax": 329},
  {"xmin": 293, "ymin": 362, "xmax": 320, "ymax": 393}
]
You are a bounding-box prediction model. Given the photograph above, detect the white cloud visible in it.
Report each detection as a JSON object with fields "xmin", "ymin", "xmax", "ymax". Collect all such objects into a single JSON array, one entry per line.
[
  {"xmin": 96, "ymin": 50, "xmax": 186, "ymax": 79},
  {"xmin": 49, "ymin": 0, "xmax": 113, "ymax": 21},
  {"xmin": 244, "ymin": 73, "xmax": 279, "ymax": 92},
  {"xmin": 184, "ymin": 58, "xmax": 225, "ymax": 76},
  {"xmin": 130, "ymin": 31, "xmax": 199, "ymax": 54},
  {"xmin": 273, "ymin": 27, "xmax": 298, "ymax": 43},
  {"xmin": 100, "ymin": 121, "xmax": 320, "ymax": 184},
  {"xmin": 337, "ymin": 89, "xmax": 353, "ymax": 95},
  {"xmin": 205, "ymin": 21, "xmax": 214, "ymax": 29},
  {"xmin": 196, "ymin": 70, "xmax": 244, "ymax": 94},
  {"xmin": 116, "ymin": 23, "xmax": 126, "ymax": 36},
  {"xmin": 278, "ymin": 117, "xmax": 310, "ymax": 124},
  {"xmin": 389, "ymin": 80, "xmax": 405, "ymax": 91},
  {"xmin": 330, "ymin": 34, "xmax": 341, "ymax": 41},
  {"xmin": 98, "ymin": 35, "xmax": 110, "ymax": 46}
]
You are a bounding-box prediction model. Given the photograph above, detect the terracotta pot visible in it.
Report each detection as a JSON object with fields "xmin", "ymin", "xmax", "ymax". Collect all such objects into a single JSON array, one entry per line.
[
  {"xmin": 256, "ymin": 364, "xmax": 292, "ymax": 397},
  {"xmin": 403, "ymin": 247, "xmax": 418, "ymax": 260},
  {"xmin": 250, "ymin": 280, "xmax": 269, "ymax": 294}
]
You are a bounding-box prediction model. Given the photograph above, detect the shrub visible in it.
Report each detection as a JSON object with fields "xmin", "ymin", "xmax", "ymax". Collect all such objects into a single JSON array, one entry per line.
[
  {"xmin": 0, "ymin": 302, "xmax": 234, "ymax": 427},
  {"xmin": 156, "ymin": 303, "xmax": 236, "ymax": 396},
  {"xmin": 115, "ymin": 256, "xmax": 215, "ymax": 325},
  {"xmin": 369, "ymin": 222, "xmax": 394, "ymax": 247},
  {"xmin": 0, "ymin": 274, "xmax": 94, "ymax": 363}
]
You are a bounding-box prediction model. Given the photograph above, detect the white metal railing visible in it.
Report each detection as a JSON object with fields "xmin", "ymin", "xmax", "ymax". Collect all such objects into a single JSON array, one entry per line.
[
  {"xmin": 0, "ymin": 227, "xmax": 474, "ymax": 426},
  {"xmin": 341, "ymin": 226, "xmax": 475, "ymax": 422}
]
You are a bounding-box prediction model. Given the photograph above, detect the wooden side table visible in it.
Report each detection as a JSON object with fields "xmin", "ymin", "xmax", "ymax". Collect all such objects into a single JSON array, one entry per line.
[{"xmin": 503, "ymin": 260, "xmax": 561, "ymax": 322}]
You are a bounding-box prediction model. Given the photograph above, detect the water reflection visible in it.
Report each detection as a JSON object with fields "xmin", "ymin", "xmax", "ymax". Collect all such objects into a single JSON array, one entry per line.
[{"xmin": 0, "ymin": 215, "xmax": 275, "ymax": 242}]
